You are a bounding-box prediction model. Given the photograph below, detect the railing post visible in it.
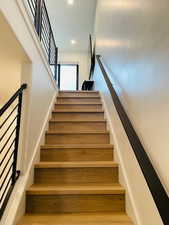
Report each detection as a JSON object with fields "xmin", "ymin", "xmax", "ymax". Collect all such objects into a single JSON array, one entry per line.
[
  {"xmin": 76, "ymin": 64, "xmax": 79, "ymax": 90},
  {"xmin": 34, "ymin": 0, "xmax": 42, "ymax": 39},
  {"xmin": 58, "ymin": 64, "xmax": 61, "ymax": 89},
  {"xmin": 54, "ymin": 47, "xmax": 58, "ymax": 81},
  {"xmin": 54, "ymin": 65, "xmax": 57, "ymax": 82},
  {"xmin": 48, "ymin": 31, "xmax": 51, "ymax": 64},
  {"xmin": 11, "ymin": 92, "xmax": 24, "ymax": 185}
]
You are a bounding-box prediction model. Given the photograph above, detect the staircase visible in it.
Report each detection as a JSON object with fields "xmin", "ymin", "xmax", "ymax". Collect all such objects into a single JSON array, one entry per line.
[{"xmin": 17, "ymin": 91, "xmax": 134, "ymax": 225}]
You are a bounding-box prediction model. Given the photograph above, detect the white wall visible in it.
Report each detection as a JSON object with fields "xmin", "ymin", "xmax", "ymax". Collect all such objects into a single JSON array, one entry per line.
[
  {"xmin": 95, "ymin": 0, "xmax": 169, "ymax": 199},
  {"xmin": 0, "ymin": 0, "xmax": 58, "ymax": 171},
  {"xmin": 0, "ymin": 12, "xmax": 30, "ymax": 220},
  {"xmin": 93, "ymin": 62, "xmax": 163, "ymax": 225},
  {"xmin": 59, "ymin": 51, "xmax": 89, "ymax": 88},
  {"xmin": 0, "ymin": 0, "xmax": 57, "ymax": 224},
  {"xmin": 94, "ymin": 0, "xmax": 169, "ymax": 224},
  {"xmin": 0, "ymin": 13, "xmax": 29, "ymax": 104}
]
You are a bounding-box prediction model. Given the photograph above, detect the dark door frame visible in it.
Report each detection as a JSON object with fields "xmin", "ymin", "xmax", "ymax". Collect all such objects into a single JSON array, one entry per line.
[{"xmin": 57, "ymin": 64, "xmax": 79, "ymax": 90}]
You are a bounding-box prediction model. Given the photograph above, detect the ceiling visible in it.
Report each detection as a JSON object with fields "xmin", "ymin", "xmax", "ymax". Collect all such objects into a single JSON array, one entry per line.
[{"xmin": 45, "ymin": 0, "xmax": 97, "ymax": 52}]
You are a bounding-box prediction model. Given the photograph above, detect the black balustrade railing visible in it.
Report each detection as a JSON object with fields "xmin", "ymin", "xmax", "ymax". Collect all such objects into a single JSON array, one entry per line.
[
  {"xmin": 82, "ymin": 34, "xmax": 95, "ymax": 90},
  {"xmin": 26, "ymin": 0, "xmax": 58, "ymax": 80},
  {"xmin": 0, "ymin": 84, "xmax": 27, "ymax": 219},
  {"xmin": 96, "ymin": 55, "xmax": 169, "ymax": 225},
  {"xmin": 89, "ymin": 34, "xmax": 95, "ymax": 80}
]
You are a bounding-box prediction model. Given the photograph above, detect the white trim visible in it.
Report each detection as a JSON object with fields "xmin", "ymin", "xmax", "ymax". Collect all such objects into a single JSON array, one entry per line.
[{"xmin": 0, "ymin": 92, "xmax": 58, "ymax": 225}]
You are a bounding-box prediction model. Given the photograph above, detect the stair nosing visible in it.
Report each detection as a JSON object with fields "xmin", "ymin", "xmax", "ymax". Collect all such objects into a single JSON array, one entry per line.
[
  {"xmin": 52, "ymin": 110, "xmax": 104, "ymax": 113},
  {"xmin": 41, "ymin": 144, "xmax": 114, "ymax": 150},
  {"xmin": 55, "ymin": 103, "xmax": 102, "ymax": 105},
  {"xmin": 49, "ymin": 120, "xmax": 106, "ymax": 123},
  {"xmin": 27, "ymin": 184, "xmax": 125, "ymax": 195},
  {"xmin": 46, "ymin": 131, "xmax": 109, "ymax": 135},
  {"xmin": 59, "ymin": 91, "xmax": 99, "ymax": 93},
  {"xmin": 18, "ymin": 213, "xmax": 133, "ymax": 223},
  {"xmin": 57, "ymin": 96, "xmax": 101, "ymax": 99},
  {"xmin": 35, "ymin": 161, "xmax": 118, "ymax": 169}
]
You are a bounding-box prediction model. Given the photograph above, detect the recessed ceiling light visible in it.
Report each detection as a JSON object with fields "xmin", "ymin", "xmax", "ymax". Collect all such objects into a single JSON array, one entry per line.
[
  {"xmin": 68, "ymin": 0, "xmax": 74, "ymax": 5},
  {"xmin": 71, "ymin": 40, "xmax": 76, "ymax": 45}
]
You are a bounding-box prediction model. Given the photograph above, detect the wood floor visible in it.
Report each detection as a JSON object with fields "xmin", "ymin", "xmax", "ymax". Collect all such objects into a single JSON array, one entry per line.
[{"xmin": 17, "ymin": 91, "xmax": 134, "ymax": 225}]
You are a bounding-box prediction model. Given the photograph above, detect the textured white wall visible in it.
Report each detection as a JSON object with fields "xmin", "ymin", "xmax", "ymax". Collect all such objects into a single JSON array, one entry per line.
[{"xmin": 94, "ymin": 0, "xmax": 169, "ymax": 195}]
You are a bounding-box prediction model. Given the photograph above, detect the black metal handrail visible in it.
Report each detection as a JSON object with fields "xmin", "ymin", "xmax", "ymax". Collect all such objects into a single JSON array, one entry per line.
[
  {"xmin": 0, "ymin": 84, "xmax": 27, "ymax": 219},
  {"xmin": 26, "ymin": 0, "xmax": 58, "ymax": 80},
  {"xmin": 96, "ymin": 55, "xmax": 169, "ymax": 225},
  {"xmin": 88, "ymin": 34, "xmax": 95, "ymax": 80}
]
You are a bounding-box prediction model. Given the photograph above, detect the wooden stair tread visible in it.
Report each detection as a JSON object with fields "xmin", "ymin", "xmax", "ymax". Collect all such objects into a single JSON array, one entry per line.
[
  {"xmin": 59, "ymin": 91, "xmax": 99, "ymax": 93},
  {"xmin": 49, "ymin": 119, "xmax": 106, "ymax": 123},
  {"xmin": 41, "ymin": 144, "xmax": 114, "ymax": 149},
  {"xmin": 57, "ymin": 96, "xmax": 101, "ymax": 99},
  {"xmin": 53, "ymin": 109, "xmax": 103, "ymax": 113},
  {"xmin": 46, "ymin": 131, "xmax": 109, "ymax": 135},
  {"xmin": 55, "ymin": 103, "xmax": 102, "ymax": 105},
  {"xmin": 49, "ymin": 120, "xmax": 106, "ymax": 123},
  {"xmin": 17, "ymin": 213, "xmax": 133, "ymax": 225},
  {"xmin": 27, "ymin": 184, "xmax": 125, "ymax": 195},
  {"xmin": 35, "ymin": 161, "xmax": 118, "ymax": 168},
  {"xmin": 53, "ymin": 109, "xmax": 104, "ymax": 113}
]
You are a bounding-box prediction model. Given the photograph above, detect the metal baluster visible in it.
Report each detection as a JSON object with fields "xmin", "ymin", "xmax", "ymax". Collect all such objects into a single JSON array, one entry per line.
[{"xmin": 11, "ymin": 91, "xmax": 24, "ymax": 184}]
